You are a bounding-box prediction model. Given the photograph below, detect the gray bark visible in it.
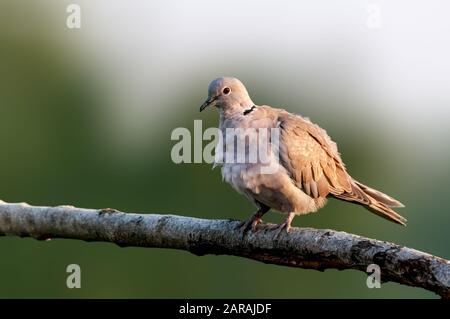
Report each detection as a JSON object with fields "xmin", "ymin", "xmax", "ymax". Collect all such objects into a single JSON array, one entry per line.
[{"xmin": 0, "ymin": 200, "xmax": 449, "ymax": 298}]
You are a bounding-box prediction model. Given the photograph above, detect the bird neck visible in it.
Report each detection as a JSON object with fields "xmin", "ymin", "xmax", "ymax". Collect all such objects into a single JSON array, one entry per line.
[{"xmin": 220, "ymin": 101, "xmax": 255, "ymax": 118}]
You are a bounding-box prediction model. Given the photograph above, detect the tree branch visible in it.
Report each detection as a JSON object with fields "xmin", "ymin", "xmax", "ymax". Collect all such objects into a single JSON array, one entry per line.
[{"xmin": 0, "ymin": 200, "xmax": 448, "ymax": 298}]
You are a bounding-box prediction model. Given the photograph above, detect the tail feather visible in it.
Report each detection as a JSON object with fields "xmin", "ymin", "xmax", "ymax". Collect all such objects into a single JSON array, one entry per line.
[
  {"xmin": 333, "ymin": 180, "xmax": 407, "ymax": 226},
  {"xmin": 366, "ymin": 199, "xmax": 407, "ymax": 226},
  {"xmin": 354, "ymin": 181, "xmax": 405, "ymax": 208}
]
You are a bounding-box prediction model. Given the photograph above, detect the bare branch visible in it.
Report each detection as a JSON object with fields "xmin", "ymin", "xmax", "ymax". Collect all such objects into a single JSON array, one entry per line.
[{"xmin": 0, "ymin": 200, "xmax": 448, "ymax": 298}]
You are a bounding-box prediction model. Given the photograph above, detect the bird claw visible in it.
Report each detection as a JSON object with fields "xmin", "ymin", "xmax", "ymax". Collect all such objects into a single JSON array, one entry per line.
[
  {"xmin": 238, "ymin": 216, "xmax": 262, "ymax": 233},
  {"xmin": 272, "ymin": 213, "xmax": 295, "ymax": 238},
  {"xmin": 272, "ymin": 222, "xmax": 291, "ymax": 238},
  {"xmin": 237, "ymin": 205, "xmax": 270, "ymax": 237}
]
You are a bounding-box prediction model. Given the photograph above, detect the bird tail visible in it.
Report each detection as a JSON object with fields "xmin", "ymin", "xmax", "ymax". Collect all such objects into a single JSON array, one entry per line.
[
  {"xmin": 354, "ymin": 181, "xmax": 407, "ymax": 226},
  {"xmin": 354, "ymin": 181, "xmax": 405, "ymax": 208},
  {"xmin": 333, "ymin": 180, "xmax": 407, "ymax": 226}
]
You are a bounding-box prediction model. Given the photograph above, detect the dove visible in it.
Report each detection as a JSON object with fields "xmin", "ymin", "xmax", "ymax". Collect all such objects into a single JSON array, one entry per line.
[{"xmin": 200, "ymin": 77, "xmax": 406, "ymax": 233}]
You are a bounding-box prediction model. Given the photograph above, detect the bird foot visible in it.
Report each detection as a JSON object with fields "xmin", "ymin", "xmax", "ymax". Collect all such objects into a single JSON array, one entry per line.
[
  {"xmin": 238, "ymin": 215, "xmax": 263, "ymax": 233},
  {"xmin": 272, "ymin": 213, "xmax": 295, "ymax": 238},
  {"xmin": 272, "ymin": 222, "xmax": 291, "ymax": 238}
]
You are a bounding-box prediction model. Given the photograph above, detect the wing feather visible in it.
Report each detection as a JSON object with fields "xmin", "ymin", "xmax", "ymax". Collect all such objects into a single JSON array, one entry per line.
[
  {"xmin": 279, "ymin": 112, "xmax": 352, "ymax": 198},
  {"xmin": 276, "ymin": 109, "xmax": 406, "ymax": 225}
]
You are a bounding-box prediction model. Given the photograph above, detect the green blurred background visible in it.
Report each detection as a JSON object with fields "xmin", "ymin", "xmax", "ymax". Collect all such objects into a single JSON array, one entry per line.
[{"xmin": 1, "ymin": 0, "xmax": 449, "ymax": 298}]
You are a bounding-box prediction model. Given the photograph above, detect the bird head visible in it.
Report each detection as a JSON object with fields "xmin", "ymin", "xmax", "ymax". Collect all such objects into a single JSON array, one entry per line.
[{"xmin": 200, "ymin": 77, "xmax": 254, "ymax": 112}]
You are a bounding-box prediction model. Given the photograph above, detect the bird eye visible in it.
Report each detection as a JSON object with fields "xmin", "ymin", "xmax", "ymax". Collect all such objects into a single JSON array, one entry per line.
[{"xmin": 222, "ymin": 87, "xmax": 231, "ymax": 95}]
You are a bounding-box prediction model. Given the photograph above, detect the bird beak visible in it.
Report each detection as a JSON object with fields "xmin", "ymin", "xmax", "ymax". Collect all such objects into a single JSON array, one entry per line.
[
  {"xmin": 199, "ymin": 100, "xmax": 210, "ymax": 112},
  {"xmin": 199, "ymin": 96, "xmax": 218, "ymax": 112}
]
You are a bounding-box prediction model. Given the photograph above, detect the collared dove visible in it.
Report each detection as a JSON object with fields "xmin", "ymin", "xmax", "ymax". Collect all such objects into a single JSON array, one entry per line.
[{"xmin": 200, "ymin": 77, "xmax": 406, "ymax": 233}]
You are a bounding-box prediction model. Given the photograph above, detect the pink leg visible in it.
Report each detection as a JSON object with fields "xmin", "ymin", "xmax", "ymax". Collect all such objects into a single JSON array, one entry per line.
[
  {"xmin": 273, "ymin": 212, "xmax": 296, "ymax": 236},
  {"xmin": 239, "ymin": 205, "xmax": 270, "ymax": 232}
]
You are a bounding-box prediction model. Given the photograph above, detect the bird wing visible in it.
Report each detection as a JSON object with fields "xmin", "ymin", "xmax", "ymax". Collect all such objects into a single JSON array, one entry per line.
[
  {"xmin": 276, "ymin": 109, "xmax": 406, "ymax": 225},
  {"xmin": 278, "ymin": 111, "xmax": 362, "ymax": 200}
]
